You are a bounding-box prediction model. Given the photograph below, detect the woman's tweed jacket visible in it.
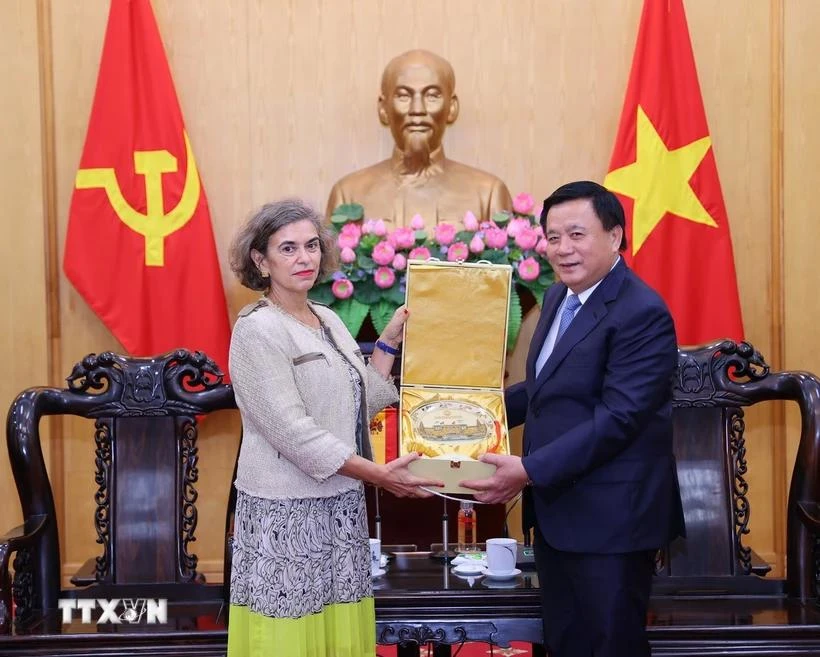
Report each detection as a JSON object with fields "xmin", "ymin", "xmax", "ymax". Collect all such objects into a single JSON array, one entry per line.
[{"xmin": 229, "ymin": 298, "xmax": 398, "ymax": 500}]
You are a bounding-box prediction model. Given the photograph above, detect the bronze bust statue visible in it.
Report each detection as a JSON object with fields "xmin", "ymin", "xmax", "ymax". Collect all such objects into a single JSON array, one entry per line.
[{"xmin": 326, "ymin": 49, "xmax": 512, "ymax": 227}]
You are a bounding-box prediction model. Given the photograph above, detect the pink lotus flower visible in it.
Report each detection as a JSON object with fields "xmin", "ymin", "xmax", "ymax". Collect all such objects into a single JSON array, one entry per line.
[
  {"xmin": 331, "ymin": 278, "xmax": 354, "ymax": 299},
  {"xmin": 372, "ymin": 219, "xmax": 387, "ymax": 236},
  {"xmin": 433, "ymin": 222, "xmax": 457, "ymax": 246},
  {"xmin": 463, "ymin": 211, "xmax": 479, "ymax": 232},
  {"xmin": 374, "ymin": 266, "xmax": 396, "ymax": 289},
  {"xmin": 513, "ymin": 193, "xmax": 535, "ymax": 215},
  {"xmin": 410, "ymin": 214, "xmax": 426, "ymax": 230},
  {"xmin": 340, "ymin": 246, "xmax": 357, "ymax": 263},
  {"xmin": 388, "ymin": 227, "xmax": 416, "ymax": 250},
  {"xmin": 446, "ymin": 241, "xmax": 469, "ymax": 262},
  {"xmin": 484, "ymin": 227, "xmax": 508, "ymax": 250},
  {"xmin": 340, "ymin": 221, "xmax": 361, "ymax": 238},
  {"xmin": 361, "ymin": 219, "xmax": 377, "ymax": 235},
  {"xmin": 535, "ymin": 237, "xmax": 549, "ymax": 256},
  {"xmin": 469, "ymin": 235, "xmax": 485, "ymax": 254},
  {"xmin": 408, "ymin": 246, "xmax": 431, "ymax": 261},
  {"xmin": 337, "ymin": 223, "xmax": 361, "ymax": 249},
  {"xmin": 392, "ymin": 253, "xmax": 407, "ymax": 271},
  {"xmin": 506, "ymin": 218, "xmax": 530, "ymax": 238},
  {"xmin": 517, "ymin": 257, "xmax": 540, "ymax": 282},
  {"xmin": 515, "ymin": 227, "xmax": 540, "ymax": 251},
  {"xmin": 372, "ymin": 240, "xmax": 396, "ymax": 266}
]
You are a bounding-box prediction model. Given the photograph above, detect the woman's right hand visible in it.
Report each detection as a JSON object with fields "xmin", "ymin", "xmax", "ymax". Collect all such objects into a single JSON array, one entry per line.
[{"xmin": 378, "ymin": 452, "xmax": 444, "ymax": 498}]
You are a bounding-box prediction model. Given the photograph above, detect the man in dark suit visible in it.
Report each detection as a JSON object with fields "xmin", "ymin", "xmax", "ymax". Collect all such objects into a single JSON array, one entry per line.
[{"xmin": 462, "ymin": 181, "xmax": 685, "ymax": 657}]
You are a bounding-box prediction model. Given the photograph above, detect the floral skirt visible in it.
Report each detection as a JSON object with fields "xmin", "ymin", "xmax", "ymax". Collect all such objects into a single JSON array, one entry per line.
[{"xmin": 227, "ymin": 487, "xmax": 375, "ymax": 657}]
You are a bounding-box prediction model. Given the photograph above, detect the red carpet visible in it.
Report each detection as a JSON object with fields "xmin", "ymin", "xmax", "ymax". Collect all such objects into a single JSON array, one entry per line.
[{"xmin": 377, "ymin": 642, "xmax": 533, "ymax": 656}]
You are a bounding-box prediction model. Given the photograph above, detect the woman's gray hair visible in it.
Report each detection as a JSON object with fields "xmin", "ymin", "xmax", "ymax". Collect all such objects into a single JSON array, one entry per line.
[{"xmin": 229, "ymin": 199, "xmax": 339, "ymax": 291}]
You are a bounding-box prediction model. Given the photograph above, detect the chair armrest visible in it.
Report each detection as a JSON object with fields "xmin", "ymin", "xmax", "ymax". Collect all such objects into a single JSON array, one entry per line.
[
  {"xmin": 797, "ymin": 501, "xmax": 820, "ymax": 532},
  {"xmin": 0, "ymin": 514, "xmax": 48, "ymax": 634},
  {"xmin": 0, "ymin": 514, "xmax": 49, "ymax": 551}
]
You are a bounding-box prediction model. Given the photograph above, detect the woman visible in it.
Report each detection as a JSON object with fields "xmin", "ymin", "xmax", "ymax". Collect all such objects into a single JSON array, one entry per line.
[{"xmin": 227, "ymin": 199, "xmax": 439, "ymax": 657}]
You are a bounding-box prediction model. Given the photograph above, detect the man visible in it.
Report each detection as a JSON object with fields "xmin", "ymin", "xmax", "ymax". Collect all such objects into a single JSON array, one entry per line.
[
  {"xmin": 325, "ymin": 49, "xmax": 511, "ymax": 227},
  {"xmin": 462, "ymin": 181, "xmax": 685, "ymax": 657}
]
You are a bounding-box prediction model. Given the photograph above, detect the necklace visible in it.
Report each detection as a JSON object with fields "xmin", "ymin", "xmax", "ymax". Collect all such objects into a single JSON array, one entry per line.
[{"xmin": 264, "ymin": 297, "xmax": 321, "ymax": 330}]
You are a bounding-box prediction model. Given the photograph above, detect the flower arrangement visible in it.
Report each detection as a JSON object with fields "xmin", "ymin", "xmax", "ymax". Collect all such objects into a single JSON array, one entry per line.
[{"xmin": 309, "ymin": 193, "xmax": 554, "ymax": 351}]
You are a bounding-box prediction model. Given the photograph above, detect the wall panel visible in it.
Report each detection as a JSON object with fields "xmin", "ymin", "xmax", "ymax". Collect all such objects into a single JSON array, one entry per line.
[
  {"xmin": 784, "ymin": 0, "xmax": 820, "ymax": 549},
  {"xmin": 0, "ymin": 0, "xmax": 803, "ymax": 582},
  {"xmin": 0, "ymin": 0, "xmax": 50, "ymax": 537}
]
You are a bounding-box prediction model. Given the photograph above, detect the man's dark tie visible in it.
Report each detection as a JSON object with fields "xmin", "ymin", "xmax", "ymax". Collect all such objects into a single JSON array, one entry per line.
[{"xmin": 556, "ymin": 294, "xmax": 582, "ymax": 341}]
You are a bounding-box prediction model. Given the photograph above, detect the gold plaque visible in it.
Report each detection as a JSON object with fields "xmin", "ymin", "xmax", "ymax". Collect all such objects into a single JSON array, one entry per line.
[{"xmin": 400, "ymin": 260, "xmax": 512, "ymax": 492}]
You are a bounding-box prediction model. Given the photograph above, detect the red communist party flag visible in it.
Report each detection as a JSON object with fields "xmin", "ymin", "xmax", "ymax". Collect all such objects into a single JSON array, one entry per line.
[
  {"xmin": 603, "ymin": 0, "xmax": 744, "ymax": 345},
  {"xmin": 63, "ymin": 0, "xmax": 231, "ymax": 370}
]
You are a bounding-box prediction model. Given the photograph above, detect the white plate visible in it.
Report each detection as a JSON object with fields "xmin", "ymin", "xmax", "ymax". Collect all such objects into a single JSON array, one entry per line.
[
  {"xmin": 452, "ymin": 563, "xmax": 484, "ymax": 576},
  {"xmin": 371, "ymin": 568, "xmax": 387, "ymax": 578},
  {"xmin": 480, "ymin": 567, "xmax": 521, "ymax": 579}
]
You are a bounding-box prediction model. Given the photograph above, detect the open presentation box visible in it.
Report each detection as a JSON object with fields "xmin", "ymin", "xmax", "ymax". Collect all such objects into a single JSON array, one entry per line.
[{"xmin": 400, "ymin": 260, "xmax": 512, "ymax": 494}]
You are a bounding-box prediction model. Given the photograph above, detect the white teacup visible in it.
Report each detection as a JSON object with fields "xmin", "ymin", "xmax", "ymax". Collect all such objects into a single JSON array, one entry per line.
[
  {"xmin": 369, "ymin": 538, "xmax": 382, "ymax": 575},
  {"xmin": 486, "ymin": 537, "xmax": 517, "ymax": 575}
]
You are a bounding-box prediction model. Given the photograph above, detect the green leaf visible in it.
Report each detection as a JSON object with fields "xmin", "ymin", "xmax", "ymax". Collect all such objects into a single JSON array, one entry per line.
[
  {"xmin": 385, "ymin": 284, "xmax": 407, "ymax": 305},
  {"xmin": 538, "ymin": 269, "xmax": 555, "ymax": 286},
  {"xmin": 352, "ymin": 278, "xmax": 383, "ymax": 305},
  {"xmin": 525, "ymin": 284, "xmax": 546, "ymax": 307},
  {"xmin": 357, "ymin": 254, "xmax": 375, "ymax": 270},
  {"xmin": 360, "ymin": 234, "xmax": 380, "ymax": 249},
  {"xmin": 333, "ymin": 203, "xmax": 364, "ymax": 221},
  {"xmin": 414, "ymin": 230, "xmax": 429, "ymax": 242},
  {"xmin": 370, "ymin": 300, "xmax": 400, "ymax": 335},
  {"xmin": 330, "ymin": 214, "xmax": 350, "ymax": 226},
  {"xmin": 506, "ymin": 287, "xmax": 523, "ymax": 352},
  {"xmin": 333, "ymin": 298, "xmax": 370, "ymax": 337},
  {"xmin": 480, "ymin": 250, "xmax": 509, "ymax": 265},
  {"xmin": 308, "ymin": 283, "xmax": 335, "ymax": 306},
  {"xmin": 455, "ymin": 231, "xmax": 474, "ymax": 243},
  {"xmin": 492, "ymin": 211, "xmax": 511, "ymax": 225}
]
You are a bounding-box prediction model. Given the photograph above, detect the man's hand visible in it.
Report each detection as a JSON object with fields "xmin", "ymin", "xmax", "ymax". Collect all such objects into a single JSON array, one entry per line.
[{"xmin": 459, "ymin": 453, "xmax": 529, "ymax": 504}]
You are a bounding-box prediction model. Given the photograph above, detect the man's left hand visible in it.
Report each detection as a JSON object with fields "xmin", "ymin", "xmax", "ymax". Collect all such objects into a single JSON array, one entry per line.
[{"xmin": 460, "ymin": 453, "xmax": 529, "ymax": 504}]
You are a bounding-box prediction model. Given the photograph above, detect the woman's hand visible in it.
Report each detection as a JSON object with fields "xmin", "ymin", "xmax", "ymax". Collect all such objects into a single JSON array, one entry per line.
[
  {"xmin": 377, "ymin": 452, "xmax": 443, "ymax": 498},
  {"xmin": 379, "ymin": 306, "xmax": 409, "ymax": 347}
]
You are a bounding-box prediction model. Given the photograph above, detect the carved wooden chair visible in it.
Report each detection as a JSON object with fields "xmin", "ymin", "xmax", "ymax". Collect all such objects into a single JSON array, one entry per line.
[
  {"xmin": 656, "ymin": 340, "xmax": 820, "ymax": 601},
  {"xmin": 0, "ymin": 350, "xmax": 236, "ymax": 633}
]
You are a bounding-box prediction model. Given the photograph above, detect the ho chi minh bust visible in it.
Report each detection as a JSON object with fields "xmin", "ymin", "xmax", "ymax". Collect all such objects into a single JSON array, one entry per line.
[{"xmin": 326, "ymin": 49, "xmax": 512, "ymax": 227}]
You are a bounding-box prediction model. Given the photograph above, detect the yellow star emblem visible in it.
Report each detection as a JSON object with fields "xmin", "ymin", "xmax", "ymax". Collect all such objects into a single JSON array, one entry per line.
[{"xmin": 604, "ymin": 105, "xmax": 717, "ymax": 255}]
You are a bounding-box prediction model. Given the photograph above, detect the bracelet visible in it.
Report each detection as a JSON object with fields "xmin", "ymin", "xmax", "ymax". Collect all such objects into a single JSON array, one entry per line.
[{"xmin": 375, "ymin": 339, "xmax": 400, "ymax": 356}]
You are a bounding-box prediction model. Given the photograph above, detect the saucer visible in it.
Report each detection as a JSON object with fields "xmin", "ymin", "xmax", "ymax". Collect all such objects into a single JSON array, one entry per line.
[
  {"xmin": 481, "ymin": 578, "xmax": 522, "ymax": 589},
  {"xmin": 452, "ymin": 563, "xmax": 484, "ymax": 576},
  {"xmin": 371, "ymin": 568, "xmax": 386, "ymax": 578},
  {"xmin": 480, "ymin": 567, "xmax": 521, "ymax": 579}
]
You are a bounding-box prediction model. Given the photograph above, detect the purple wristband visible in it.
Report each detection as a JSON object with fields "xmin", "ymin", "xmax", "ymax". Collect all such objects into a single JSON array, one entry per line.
[{"xmin": 375, "ymin": 340, "xmax": 400, "ymax": 356}]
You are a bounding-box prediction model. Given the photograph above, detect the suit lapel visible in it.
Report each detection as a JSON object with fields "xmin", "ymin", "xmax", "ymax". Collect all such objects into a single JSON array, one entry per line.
[{"xmin": 530, "ymin": 260, "xmax": 628, "ymax": 398}]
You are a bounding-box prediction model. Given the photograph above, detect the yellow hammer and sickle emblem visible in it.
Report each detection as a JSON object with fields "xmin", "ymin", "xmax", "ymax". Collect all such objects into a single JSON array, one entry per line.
[{"xmin": 75, "ymin": 131, "xmax": 201, "ymax": 267}]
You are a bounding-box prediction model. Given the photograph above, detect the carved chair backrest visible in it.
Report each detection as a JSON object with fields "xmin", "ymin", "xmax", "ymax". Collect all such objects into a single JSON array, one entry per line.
[
  {"xmin": 664, "ymin": 341, "xmax": 820, "ymax": 600},
  {"xmin": 5, "ymin": 351, "xmax": 236, "ymax": 619}
]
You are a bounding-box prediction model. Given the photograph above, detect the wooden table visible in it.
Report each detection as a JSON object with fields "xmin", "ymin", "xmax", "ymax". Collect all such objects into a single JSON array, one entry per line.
[{"xmin": 374, "ymin": 553, "xmax": 544, "ymax": 656}]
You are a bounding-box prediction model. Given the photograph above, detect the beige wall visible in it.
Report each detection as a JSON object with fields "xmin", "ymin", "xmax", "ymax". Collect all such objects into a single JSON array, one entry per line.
[
  {"xmin": 1, "ymin": 0, "xmax": 817, "ymax": 582},
  {"xmin": 0, "ymin": 0, "xmax": 50, "ymax": 535}
]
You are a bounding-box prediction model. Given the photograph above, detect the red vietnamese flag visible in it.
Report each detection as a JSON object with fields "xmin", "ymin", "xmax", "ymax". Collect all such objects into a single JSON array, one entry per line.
[
  {"xmin": 63, "ymin": 0, "xmax": 231, "ymax": 370},
  {"xmin": 603, "ymin": 0, "xmax": 743, "ymax": 345}
]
